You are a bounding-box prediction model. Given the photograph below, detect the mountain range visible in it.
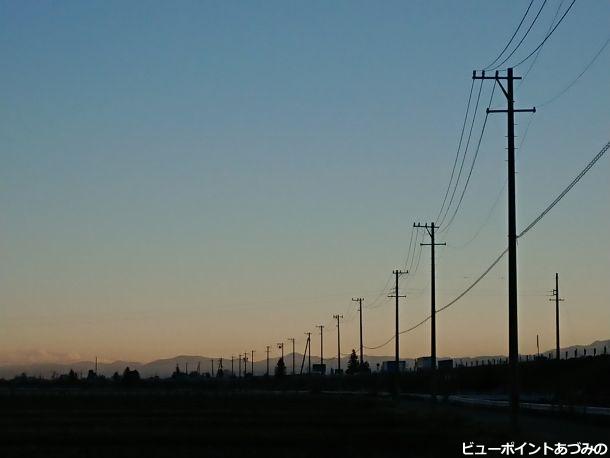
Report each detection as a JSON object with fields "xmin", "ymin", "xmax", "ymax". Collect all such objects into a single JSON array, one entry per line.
[{"xmin": 1, "ymin": 339, "xmax": 607, "ymax": 379}]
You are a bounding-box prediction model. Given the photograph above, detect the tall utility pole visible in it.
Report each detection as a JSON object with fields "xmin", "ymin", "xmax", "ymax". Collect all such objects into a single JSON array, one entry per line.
[
  {"xmin": 316, "ymin": 325, "xmax": 325, "ymax": 371},
  {"xmin": 305, "ymin": 332, "xmax": 312, "ymax": 374},
  {"xmin": 238, "ymin": 354, "xmax": 241, "ymax": 378},
  {"xmin": 333, "ymin": 314, "xmax": 344, "ymax": 373},
  {"xmin": 550, "ymin": 273, "xmax": 564, "ymax": 360},
  {"xmin": 266, "ymin": 346, "xmax": 270, "ymax": 376},
  {"xmin": 243, "ymin": 353, "xmax": 248, "ymax": 376},
  {"xmin": 414, "ymin": 222, "xmax": 445, "ymax": 399},
  {"xmin": 352, "ymin": 298, "xmax": 365, "ymax": 365},
  {"xmin": 473, "ymin": 68, "xmax": 535, "ymax": 419},
  {"xmin": 388, "ymin": 270, "xmax": 408, "ymax": 371},
  {"xmin": 231, "ymin": 355, "xmax": 235, "ymax": 377},
  {"xmin": 288, "ymin": 338, "xmax": 295, "ymax": 375},
  {"xmin": 251, "ymin": 350, "xmax": 255, "ymax": 376}
]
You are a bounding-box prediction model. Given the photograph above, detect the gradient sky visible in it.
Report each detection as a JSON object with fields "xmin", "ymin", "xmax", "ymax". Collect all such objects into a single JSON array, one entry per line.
[{"xmin": 0, "ymin": 0, "xmax": 608, "ymax": 365}]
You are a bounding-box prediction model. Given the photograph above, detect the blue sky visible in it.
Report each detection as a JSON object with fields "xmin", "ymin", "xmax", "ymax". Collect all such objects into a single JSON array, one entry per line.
[{"xmin": 0, "ymin": 0, "xmax": 608, "ymax": 363}]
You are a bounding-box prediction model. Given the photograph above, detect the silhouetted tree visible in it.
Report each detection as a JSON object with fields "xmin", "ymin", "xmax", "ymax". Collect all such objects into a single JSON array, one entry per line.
[
  {"xmin": 122, "ymin": 367, "xmax": 140, "ymax": 384},
  {"xmin": 275, "ymin": 357, "xmax": 286, "ymax": 378},
  {"xmin": 346, "ymin": 350, "xmax": 359, "ymax": 375}
]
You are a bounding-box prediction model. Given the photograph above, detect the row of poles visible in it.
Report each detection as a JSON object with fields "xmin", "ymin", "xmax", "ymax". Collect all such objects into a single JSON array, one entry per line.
[{"xmin": 204, "ymin": 69, "xmax": 565, "ymax": 430}]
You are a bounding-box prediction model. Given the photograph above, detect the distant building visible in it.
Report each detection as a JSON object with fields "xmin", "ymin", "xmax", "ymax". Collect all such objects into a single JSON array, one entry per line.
[
  {"xmin": 381, "ymin": 361, "xmax": 406, "ymax": 373},
  {"xmin": 415, "ymin": 357, "xmax": 432, "ymax": 371},
  {"xmin": 312, "ymin": 363, "xmax": 326, "ymax": 375},
  {"xmin": 438, "ymin": 359, "xmax": 453, "ymax": 371},
  {"xmin": 415, "ymin": 357, "xmax": 453, "ymax": 371}
]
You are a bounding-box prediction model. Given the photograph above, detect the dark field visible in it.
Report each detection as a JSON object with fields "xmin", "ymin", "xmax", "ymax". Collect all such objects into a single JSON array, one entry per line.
[{"xmin": 0, "ymin": 390, "xmax": 608, "ymax": 458}]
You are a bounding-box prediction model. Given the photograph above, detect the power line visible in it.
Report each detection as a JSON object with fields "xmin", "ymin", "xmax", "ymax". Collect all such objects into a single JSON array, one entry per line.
[
  {"xmin": 409, "ymin": 233, "xmax": 425, "ymax": 278},
  {"xmin": 402, "ymin": 226, "xmax": 416, "ymax": 271},
  {"xmin": 436, "ymin": 79, "xmax": 476, "ymax": 221},
  {"xmin": 438, "ymin": 79, "xmax": 485, "ymax": 227},
  {"xmin": 363, "ymin": 140, "xmax": 610, "ymax": 351},
  {"xmin": 484, "ymin": 0, "xmax": 536, "ymax": 70},
  {"xmin": 365, "ymin": 274, "xmax": 394, "ymax": 309},
  {"xmin": 448, "ymin": 181, "xmax": 506, "ymax": 250},
  {"xmin": 443, "ymin": 94, "xmax": 534, "ymax": 248},
  {"xmin": 520, "ymin": 0, "xmax": 566, "ymax": 81},
  {"xmin": 441, "ymin": 81, "xmax": 497, "ymax": 232},
  {"xmin": 519, "ymin": 140, "xmax": 610, "ymax": 237},
  {"xmin": 513, "ymin": 0, "xmax": 577, "ymax": 68},
  {"xmin": 538, "ymin": 34, "xmax": 610, "ymax": 108},
  {"xmin": 363, "ymin": 333, "xmax": 396, "ymax": 351},
  {"xmin": 406, "ymin": 228, "xmax": 422, "ymax": 273},
  {"xmin": 489, "ymin": 0, "xmax": 550, "ymax": 71}
]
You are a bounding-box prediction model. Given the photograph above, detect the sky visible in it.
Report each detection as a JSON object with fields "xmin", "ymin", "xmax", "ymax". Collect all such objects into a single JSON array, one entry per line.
[{"xmin": 0, "ymin": 0, "xmax": 608, "ymax": 365}]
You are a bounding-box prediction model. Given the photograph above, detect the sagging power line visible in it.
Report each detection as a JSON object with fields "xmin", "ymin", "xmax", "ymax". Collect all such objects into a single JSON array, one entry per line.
[{"xmin": 364, "ymin": 139, "xmax": 610, "ymax": 352}]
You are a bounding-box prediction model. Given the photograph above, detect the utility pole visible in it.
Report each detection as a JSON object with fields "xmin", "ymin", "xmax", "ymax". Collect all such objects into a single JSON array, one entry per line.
[
  {"xmin": 388, "ymin": 270, "xmax": 408, "ymax": 371},
  {"xmin": 210, "ymin": 359, "xmax": 214, "ymax": 377},
  {"xmin": 243, "ymin": 353, "xmax": 248, "ymax": 375},
  {"xmin": 288, "ymin": 338, "xmax": 295, "ymax": 375},
  {"xmin": 238, "ymin": 354, "xmax": 242, "ymax": 378},
  {"xmin": 305, "ymin": 332, "xmax": 312, "ymax": 374},
  {"xmin": 316, "ymin": 325, "xmax": 325, "ymax": 372},
  {"xmin": 300, "ymin": 334, "xmax": 310, "ymax": 375},
  {"xmin": 549, "ymin": 273, "xmax": 564, "ymax": 360},
  {"xmin": 414, "ymin": 222, "xmax": 445, "ymax": 399},
  {"xmin": 266, "ymin": 346, "xmax": 270, "ymax": 376},
  {"xmin": 333, "ymin": 314, "xmax": 343, "ymax": 373},
  {"xmin": 352, "ymin": 298, "xmax": 365, "ymax": 365},
  {"xmin": 536, "ymin": 335, "xmax": 540, "ymax": 358},
  {"xmin": 473, "ymin": 68, "xmax": 535, "ymax": 419},
  {"xmin": 231, "ymin": 355, "xmax": 235, "ymax": 377},
  {"xmin": 251, "ymin": 350, "xmax": 255, "ymax": 376},
  {"xmin": 277, "ymin": 342, "xmax": 284, "ymax": 361}
]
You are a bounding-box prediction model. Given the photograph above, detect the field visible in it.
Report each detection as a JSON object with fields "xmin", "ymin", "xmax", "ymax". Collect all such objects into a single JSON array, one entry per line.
[{"xmin": 0, "ymin": 389, "xmax": 608, "ymax": 458}]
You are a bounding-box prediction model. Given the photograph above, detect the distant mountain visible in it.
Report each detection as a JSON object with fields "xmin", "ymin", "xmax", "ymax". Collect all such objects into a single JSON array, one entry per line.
[
  {"xmin": 542, "ymin": 339, "xmax": 609, "ymax": 359},
  {"xmin": 1, "ymin": 339, "xmax": 607, "ymax": 380}
]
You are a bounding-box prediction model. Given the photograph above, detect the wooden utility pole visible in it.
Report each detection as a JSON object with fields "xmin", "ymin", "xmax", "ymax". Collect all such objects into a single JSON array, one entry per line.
[
  {"xmin": 277, "ymin": 342, "xmax": 284, "ymax": 361},
  {"xmin": 388, "ymin": 270, "xmax": 407, "ymax": 371},
  {"xmin": 333, "ymin": 314, "xmax": 343, "ymax": 372},
  {"xmin": 414, "ymin": 222, "xmax": 445, "ymax": 399},
  {"xmin": 303, "ymin": 332, "xmax": 311, "ymax": 375},
  {"xmin": 352, "ymin": 298, "xmax": 365, "ymax": 365},
  {"xmin": 316, "ymin": 325, "xmax": 325, "ymax": 372},
  {"xmin": 550, "ymin": 273, "xmax": 564, "ymax": 360},
  {"xmin": 288, "ymin": 338, "xmax": 296, "ymax": 375},
  {"xmin": 473, "ymin": 68, "xmax": 535, "ymax": 420}
]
